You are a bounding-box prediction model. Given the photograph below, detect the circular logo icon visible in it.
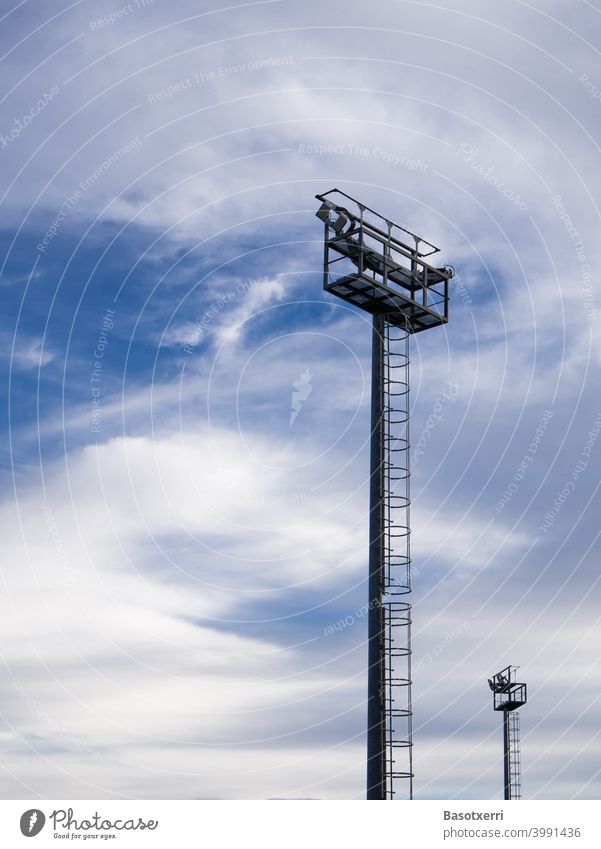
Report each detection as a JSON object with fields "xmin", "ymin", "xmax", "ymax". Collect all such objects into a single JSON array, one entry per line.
[{"xmin": 19, "ymin": 810, "xmax": 45, "ymax": 837}]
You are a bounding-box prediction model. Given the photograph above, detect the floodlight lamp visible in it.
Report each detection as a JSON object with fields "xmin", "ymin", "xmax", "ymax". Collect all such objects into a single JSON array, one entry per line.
[{"xmin": 315, "ymin": 199, "xmax": 351, "ymax": 234}]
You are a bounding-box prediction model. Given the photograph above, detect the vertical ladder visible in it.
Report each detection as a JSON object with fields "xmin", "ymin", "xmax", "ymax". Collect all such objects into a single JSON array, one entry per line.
[
  {"xmin": 381, "ymin": 316, "xmax": 413, "ymax": 799},
  {"xmin": 508, "ymin": 712, "xmax": 523, "ymax": 799}
]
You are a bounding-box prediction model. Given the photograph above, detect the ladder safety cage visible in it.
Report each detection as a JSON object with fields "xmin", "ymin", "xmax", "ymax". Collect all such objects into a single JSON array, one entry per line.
[
  {"xmin": 381, "ymin": 318, "xmax": 413, "ymax": 798},
  {"xmin": 508, "ymin": 713, "xmax": 523, "ymax": 800}
]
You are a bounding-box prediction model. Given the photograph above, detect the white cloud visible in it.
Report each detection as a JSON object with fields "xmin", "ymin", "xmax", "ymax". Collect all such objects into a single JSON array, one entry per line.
[{"xmin": 0, "ymin": 332, "xmax": 55, "ymax": 370}]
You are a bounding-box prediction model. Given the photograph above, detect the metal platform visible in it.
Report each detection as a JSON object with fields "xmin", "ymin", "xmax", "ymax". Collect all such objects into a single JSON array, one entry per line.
[
  {"xmin": 493, "ymin": 689, "xmax": 527, "ymax": 712},
  {"xmin": 489, "ymin": 667, "xmax": 527, "ymax": 712},
  {"xmin": 316, "ymin": 189, "xmax": 454, "ymax": 333},
  {"xmin": 326, "ymin": 272, "xmax": 448, "ymax": 332}
]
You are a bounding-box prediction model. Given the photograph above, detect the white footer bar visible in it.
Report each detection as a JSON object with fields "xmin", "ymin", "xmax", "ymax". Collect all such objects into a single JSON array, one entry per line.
[{"xmin": 0, "ymin": 800, "xmax": 598, "ymax": 848}]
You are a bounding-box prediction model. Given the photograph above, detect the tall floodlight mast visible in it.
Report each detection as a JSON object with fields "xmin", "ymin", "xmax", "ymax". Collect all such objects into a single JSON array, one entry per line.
[
  {"xmin": 488, "ymin": 666, "xmax": 528, "ymax": 800},
  {"xmin": 315, "ymin": 189, "xmax": 454, "ymax": 800}
]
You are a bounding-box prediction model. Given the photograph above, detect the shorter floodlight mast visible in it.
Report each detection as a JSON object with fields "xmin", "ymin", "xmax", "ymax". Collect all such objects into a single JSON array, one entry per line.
[{"xmin": 488, "ymin": 666, "xmax": 527, "ymax": 800}]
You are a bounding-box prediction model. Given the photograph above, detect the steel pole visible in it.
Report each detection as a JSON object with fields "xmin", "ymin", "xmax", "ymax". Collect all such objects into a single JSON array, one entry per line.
[
  {"xmin": 503, "ymin": 711, "xmax": 511, "ymax": 800},
  {"xmin": 367, "ymin": 314, "xmax": 386, "ymax": 800}
]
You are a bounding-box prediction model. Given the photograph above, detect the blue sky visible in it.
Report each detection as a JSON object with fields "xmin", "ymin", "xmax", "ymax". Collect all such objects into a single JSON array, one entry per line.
[{"xmin": 0, "ymin": 0, "xmax": 600, "ymax": 800}]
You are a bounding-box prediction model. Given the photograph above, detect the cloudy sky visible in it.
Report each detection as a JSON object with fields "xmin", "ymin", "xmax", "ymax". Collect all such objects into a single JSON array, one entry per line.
[{"xmin": 0, "ymin": 0, "xmax": 600, "ymax": 800}]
